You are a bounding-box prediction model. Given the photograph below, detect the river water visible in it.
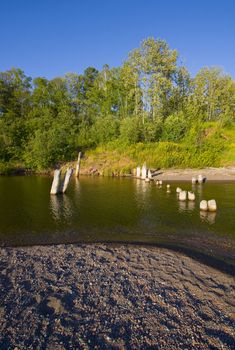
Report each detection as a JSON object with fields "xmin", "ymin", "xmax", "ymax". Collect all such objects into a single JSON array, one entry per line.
[{"xmin": 0, "ymin": 176, "xmax": 234, "ymax": 270}]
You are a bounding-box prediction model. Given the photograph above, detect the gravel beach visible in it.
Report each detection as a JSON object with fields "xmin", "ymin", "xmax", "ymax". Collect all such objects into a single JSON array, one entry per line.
[
  {"xmin": 154, "ymin": 167, "xmax": 235, "ymax": 181},
  {"xmin": 0, "ymin": 244, "xmax": 235, "ymax": 350}
]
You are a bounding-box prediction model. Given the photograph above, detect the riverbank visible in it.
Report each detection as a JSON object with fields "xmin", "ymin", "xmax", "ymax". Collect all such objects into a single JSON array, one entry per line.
[
  {"xmin": 153, "ymin": 167, "xmax": 235, "ymax": 181},
  {"xmin": 0, "ymin": 244, "xmax": 234, "ymax": 349},
  {"xmin": 79, "ymin": 166, "xmax": 235, "ymax": 181}
]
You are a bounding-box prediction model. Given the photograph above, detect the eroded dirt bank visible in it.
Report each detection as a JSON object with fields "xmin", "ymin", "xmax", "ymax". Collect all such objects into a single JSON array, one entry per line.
[{"xmin": 0, "ymin": 244, "xmax": 234, "ymax": 349}]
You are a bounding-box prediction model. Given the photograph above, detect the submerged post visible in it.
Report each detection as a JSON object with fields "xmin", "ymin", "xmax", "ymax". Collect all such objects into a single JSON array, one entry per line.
[
  {"xmin": 62, "ymin": 168, "xmax": 73, "ymax": 193},
  {"xmin": 50, "ymin": 169, "xmax": 61, "ymax": 195},
  {"xmin": 75, "ymin": 152, "xmax": 82, "ymax": 177}
]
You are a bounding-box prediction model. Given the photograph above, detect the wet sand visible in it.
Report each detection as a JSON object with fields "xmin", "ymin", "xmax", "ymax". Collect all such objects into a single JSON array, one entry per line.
[{"xmin": 0, "ymin": 244, "xmax": 235, "ymax": 349}]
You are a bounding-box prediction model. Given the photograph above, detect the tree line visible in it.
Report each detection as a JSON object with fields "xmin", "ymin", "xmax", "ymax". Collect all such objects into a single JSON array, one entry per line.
[{"xmin": 0, "ymin": 38, "xmax": 235, "ymax": 171}]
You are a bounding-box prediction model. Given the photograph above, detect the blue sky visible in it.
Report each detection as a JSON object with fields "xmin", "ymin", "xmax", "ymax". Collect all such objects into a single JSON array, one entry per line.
[{"xmin": 1, "ymin": 0, "xmax": 235, "ymax": 79}]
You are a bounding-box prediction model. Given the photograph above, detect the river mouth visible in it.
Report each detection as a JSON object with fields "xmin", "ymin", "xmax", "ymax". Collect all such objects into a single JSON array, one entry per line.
[{"xmin": 0, "ymin": 176, "xmax": 234, "ymax": 272}]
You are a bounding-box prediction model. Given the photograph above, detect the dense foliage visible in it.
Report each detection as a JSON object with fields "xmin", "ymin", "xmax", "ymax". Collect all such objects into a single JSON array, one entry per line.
[{"xmin": 0, "ymin": 38, "xmax": 235, "ymax": 172}]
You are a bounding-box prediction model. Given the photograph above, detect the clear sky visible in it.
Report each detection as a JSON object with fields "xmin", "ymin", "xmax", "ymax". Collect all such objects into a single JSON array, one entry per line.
[{"xmin": 1, "ymin": 0, "xmax": 235, "ymax": 79}]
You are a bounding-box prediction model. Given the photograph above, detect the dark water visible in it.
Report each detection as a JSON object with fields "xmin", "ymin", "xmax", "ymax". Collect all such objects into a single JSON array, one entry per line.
[{"xmin": 0, "ymin": 176, "xmax": 235, "ymax": 268}]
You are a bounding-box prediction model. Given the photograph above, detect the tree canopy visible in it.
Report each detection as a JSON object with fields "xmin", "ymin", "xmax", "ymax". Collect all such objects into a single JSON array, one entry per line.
[{"xmin": 0, "ymin": 38, "xmax": 234, "ymax": 171}]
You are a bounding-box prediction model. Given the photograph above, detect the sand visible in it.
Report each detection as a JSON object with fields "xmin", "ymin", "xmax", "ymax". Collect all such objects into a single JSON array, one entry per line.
[
  {"xmin": 154, "ymin": 167, "xmax": 235, "ymax": 181},
  {"xmin": 0, "ymin": 243, "xmax": 234, "ymax": 349}
]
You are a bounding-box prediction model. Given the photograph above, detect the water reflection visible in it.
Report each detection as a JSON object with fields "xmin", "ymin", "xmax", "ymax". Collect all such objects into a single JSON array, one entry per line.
[
  {"xmin": 178, "ymin": 201, "xmax": 187, "ymax": 212},
  {"xmin": 50, "ymin": 194, "xmax": 73, "ymax": 222},
  {"xmin": 74, "ymin": 177, "xmax": 81, "ymax": 195},
  {"xmin": 0, "ymin": 176, "xmax": 234, "ymax": 251},
  {"xmin": 178, "ymin": 200, "xmax": 195, "ymax": 212},
  {"xmin": 200, "ymin": 211, "xmax": 216, "ymax": 225},
  {"xmin": 135, "ymin": 179, "xmax": 150, "ymax": 201},
  {"xmin": 188, "ymin": 201, "xmax": 196, "ymax": 211},
  {"xmin": 50, "ymin": 195, "xmax": 61, "ymax": 221},
  {"xmin": 207, "ymin": 212, "xmax": 217, "ymax": 225}
]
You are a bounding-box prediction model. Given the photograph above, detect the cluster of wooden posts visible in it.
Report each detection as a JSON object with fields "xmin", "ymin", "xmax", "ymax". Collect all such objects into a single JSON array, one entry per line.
[
  {"xmin": 50, "ymin": 152, "xmax": 81, "ymax": 195},
  {"xmin": 135, "ymin": 165, "xmax": 217, "ymax": 212},
  {"xmin": 135, "ymin": 164, "xmax": 156, "ymax": 182}
]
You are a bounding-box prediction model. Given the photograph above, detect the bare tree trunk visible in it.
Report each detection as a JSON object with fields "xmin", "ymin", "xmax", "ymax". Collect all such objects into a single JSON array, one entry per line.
[
  {"xmin": 62, "ymin": 168, "xmax": 73, "ymax": 193},
  {"xmin": 75, "ymin": 152, "xmax": 82, "ymax": 177}
]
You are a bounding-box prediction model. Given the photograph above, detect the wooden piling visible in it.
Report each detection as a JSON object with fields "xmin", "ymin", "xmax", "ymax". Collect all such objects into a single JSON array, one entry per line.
[
  {"xmin": 62, "ymin": 168, "xmax": 73, "ymax": 193},
  {"xmin": 141, "ymin": 163, "xmax": 147, "ymax": 180},
  {"xmin": 50, "ymin": 169, "xmax": 61, "ymax": 195},
  {"xmin": 136, "ymin": 166, "xmax": 141, "ymax": 178},
  {"xmin": 148, "ymin": 170, "xmax": 153, "ymax": 180},
  {"xmin": 75, "ymin": 152, "xmax": 82, "ymax": 177}
]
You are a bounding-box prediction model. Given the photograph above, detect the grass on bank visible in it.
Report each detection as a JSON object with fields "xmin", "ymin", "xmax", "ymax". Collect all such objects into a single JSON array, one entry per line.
[
  {"xmin": 1, "ymin": 123, "xmax": 235, "ymax": 176},
  {"xmin": 79, "ymin": 123, "xmax": 235, "ymax": 175}
]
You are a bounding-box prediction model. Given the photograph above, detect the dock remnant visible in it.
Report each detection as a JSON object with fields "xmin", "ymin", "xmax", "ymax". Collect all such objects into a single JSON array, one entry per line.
[
  {"xmin": 148, "ymin": 170, "xmax": 153, "ymax": 180},
  {"xmin": 179, "ymin": 191, "xmax": 187, "ymax": 201},
  {"xmin": 198, "ymin": 174, "xmax": 206, "ymax": 184},
  {"xmin": 200, "ymin": 200, "xmax": 208, "ymax": 211},
  {"xmin": 50, "ymin": 169, "xmax": 61, "ymax": 195},
  {"xmin": 62, "ymin": 168, "xmax": 73, "ymax": 193},
  {"xmin": 192, "ymin": 177, "xmax": 197, "ymax": 184},
  {"xmin": 75, "ymin": 152, "xmax": 82, "ymax": 177},
  {"xmin": 141, "ymin": 164, "xmax": 147, "ymax": 180},
  {"xmin": 188, "ymin": 191, "xmax": 195, "ymax": 201},
  {"xmin": 136, "ymin": 166, "xmax": 141, "ymax": 178},
  {"xmin": 208, "ymin": 199, "xmax": 217, "ymax": 212}
]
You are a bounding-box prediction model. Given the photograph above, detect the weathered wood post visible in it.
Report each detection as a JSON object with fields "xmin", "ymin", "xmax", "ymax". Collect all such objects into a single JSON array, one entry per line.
[
  {"xmin": 208, "ymin": 199, "xmax": 217, "ymax": 212},
  {"xmin": 75, "ymin": 152, "xmax": 82, "ymax": 177},
  {"xmin": 200, "ymin": 200, "xmax": 208, "ymax": 211},
  {"xmin": 141, "ymin": 163, "xmax": 147, "ymax": 180},
  {"xmin": 62, "ymin": 168, "xmax": 73, "ymax": 193},
  {"xmin": 148, "ymin": 169, "xmax": 153, "ymax": 180},
  {"xmin": 188, "ymin": 191, "xmax": 195, "ymax": 201},
  {"xmin": 136, "ymin": 166, "xmax": 141, "ymax": 178},
  {"xmin": 192, "ymin": 177, "xmax": 197, "ymax": 184},
  {"xmin": 179, "ymin": 191, "xmax": 187, "ymax": 201},
  {"xmin": 50, "ymin": 169, "xmax": 61, "ymax": 195}
]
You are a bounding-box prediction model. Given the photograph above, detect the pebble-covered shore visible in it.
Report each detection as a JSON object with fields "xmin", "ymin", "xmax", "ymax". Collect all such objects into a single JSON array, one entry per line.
[{"xmin": 0, "ymin": 244, "xmax": 235, "ymax": 349}]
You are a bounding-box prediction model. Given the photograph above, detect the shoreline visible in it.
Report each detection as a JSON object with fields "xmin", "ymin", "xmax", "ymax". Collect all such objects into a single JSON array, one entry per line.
[
  {"xmin": 151, "ymin": 167, "xmax": 235, "ymax": 181},
  {"xmin": 1, "ymin": 240, "xmax": 235, "ymax": 277},
  {"xmin": 1, "ymin": 166, "xmax": 235, "ymax": 181},
  {"xmin": 1, "ymin": 243, "xmax": 234, "ymax": 349}
]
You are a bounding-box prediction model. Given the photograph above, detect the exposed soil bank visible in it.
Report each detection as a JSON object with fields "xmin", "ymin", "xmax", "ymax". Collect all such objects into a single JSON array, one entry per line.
[{"xmin": 0, "ymin": 244, "xmax": 234, "ymax": 349}]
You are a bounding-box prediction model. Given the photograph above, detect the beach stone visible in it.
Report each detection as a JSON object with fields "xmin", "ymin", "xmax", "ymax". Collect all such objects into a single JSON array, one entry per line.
[
  {"xmin": 208, "ymin": 199, "xmax": 217, "ymax": 212},
  {"xmin": 200, "ymin": 200, "xmax": 208, "ymax": 211}
]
